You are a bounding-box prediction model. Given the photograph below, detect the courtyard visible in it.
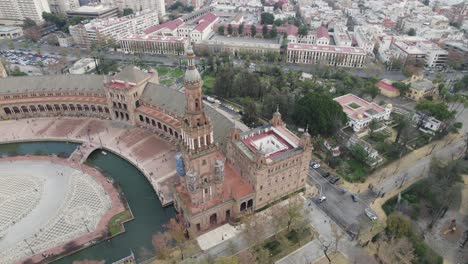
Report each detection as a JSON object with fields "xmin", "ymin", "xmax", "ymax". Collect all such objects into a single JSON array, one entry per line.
[{"xmin": 0, "ymin": 158, "xmax": 120, "ymax": 263}]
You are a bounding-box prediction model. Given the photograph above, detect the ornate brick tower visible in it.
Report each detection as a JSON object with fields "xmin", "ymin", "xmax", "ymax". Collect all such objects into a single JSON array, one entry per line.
[{"xmin": 180, "ymin": 46, "xmax": 224, "ymax": 206}]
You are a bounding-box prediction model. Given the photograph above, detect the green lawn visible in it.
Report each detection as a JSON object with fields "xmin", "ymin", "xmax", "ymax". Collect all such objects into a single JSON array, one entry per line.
[
  {"xmin": 108, "ymin": 210, "xmax": 133, "ymax": 236},
  {"xmin": 170, "ymin": 68, "xmax": 184, "ymax": 78},
  {"xmin": 156, "ymin": 66, "xmax": 170, "ymax": 76},
  {"xmin": 161, "ymin": 79, "xmax": 174, "ymax": 85},
  {"xmin": 203, "ymin": 74, "xmax": 215, "ymax": 94}
]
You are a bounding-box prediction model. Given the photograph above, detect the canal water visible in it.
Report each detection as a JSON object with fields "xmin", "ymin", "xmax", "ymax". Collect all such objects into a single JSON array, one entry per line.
[{"xmin": 0, "ymin": 141, "xmax": 174, "ymax": 263}]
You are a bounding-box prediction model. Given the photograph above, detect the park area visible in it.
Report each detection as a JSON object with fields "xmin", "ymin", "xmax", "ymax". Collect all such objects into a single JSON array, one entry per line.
[{"xmin": 156, "ymin": 66, "xmax": 184, "ymax": 85}]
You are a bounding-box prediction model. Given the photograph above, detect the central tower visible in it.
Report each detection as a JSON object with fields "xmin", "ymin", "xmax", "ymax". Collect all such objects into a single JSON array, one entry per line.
[{"xmin": 180, "ymin": 46, "xmax": 224, "ymax": 206}]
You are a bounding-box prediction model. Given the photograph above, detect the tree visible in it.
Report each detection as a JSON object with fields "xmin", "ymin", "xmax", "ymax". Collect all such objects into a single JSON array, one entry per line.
[
  {"xmin": 386, "ymin": 212, "xmax": 411, "ymax": 239},
  {"xmin": 423, "ymin": 0, "xmax": 430, "ymax": 5},
  {"xmin": 368, "ymin": 119, "xmax": 379, "ymax": 138},
  {"xmin": 392, "ymin": 81, "xmax": 410, "ymax": 95},
  {"xmin": 23, "ymin": 26, "xmax": 41, "ymax": 42},
  {"xmin": 261, "ymin": 12, "xmax": 275, "ymax": 25},
  {"xmin": 298, "ymin": 24, "xmax": 308, "ymax": 36},
  {"xmin": 394, "ymin": 114, "xmax": 411, "ymax": 146},
  {"xmin": 241, "ymin": 97, "xmax": 259, "ymax": 127},
  {"xmin": 262, "ymin": 24, "xmax": 268, "ymax": 38},
  {"xmin": 9, "ymin": 66, "xmax": 27, "ymax": 76},
  {"xmin": 447, "ymin": 51, "xmax": 464, "ymax": 70},
  {"xmin": 242, "ymin": 214, "xmax": 267, "ymax": 247},
  {"xmin": 218, "ymin": 25, "xmax": 225, "ymax": 35},
  {"xmin": 256, "ymin": 247, "xmax": 270, "ymax": 264},
  {"xmin": 251, "ymin": 25, "xmax": 257, "ymax": 37},
  {"xmin": 165, "ymin": 218, "xmax": 188, "ymax": 260},
  {"xmin": 350, "ymin": 144, "xmax": 369, "ymax": 164},
  {"xmin": 415, "ymin": 100, "xmax": 455, "ymax": 121},
  {"xmin": 292, "ymin": 92, "xmax": 347, "ymax": 136},
  {"xmin": 152, "ymin": 232, "xmax": 172, "ymax": 260},
  {"xmin": 407, "ymin": 28, "xmax": 416, "ymax": 36},
  {"xmin": 453, "ymin": 75, "xmax": 468, "ymax": 92},
  {"xmin": 227, "ymin": 24, "xmax": 233, "ymax": 35},
  {"xmin": 22, "ymin": 18, "xmax": 37, "ymax": 29},
  {"xmin": 238, "ymin": 22, "xmax": 244, "ymax": 35},
  {"xmin": 123, "ymin": 8, "xmax": 134, "ymax": 16},
  {"xmin": 273, "ymin": 19, "xmax": 283, "ymax": 26},
  {"xmin": 285, "ymin": 196, "xmax": 307, "ymax": 231},
  {"xmin": 377, "ymin": 238, "xmax": 415, "ymax": 264},
  {"xmin": 330, "ymin": 223, "xmax": 344, "ymax": 253},
  {"xmin": 270, "ymin": 25, "xmax": 278, "ymax": 38}
]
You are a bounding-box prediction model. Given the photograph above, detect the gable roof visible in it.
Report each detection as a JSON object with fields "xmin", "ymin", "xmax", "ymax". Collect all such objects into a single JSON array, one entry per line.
[
  {"xmin": 316, "ymin": 26, "xmax": 329, "ymax": 39},
  {"xmin": 144, "ymin": 18, "xmax": 184, "ymax": 34},
  {"xmin": 112, "ymin": 65, "xmax": 151, "ymax": 84}
]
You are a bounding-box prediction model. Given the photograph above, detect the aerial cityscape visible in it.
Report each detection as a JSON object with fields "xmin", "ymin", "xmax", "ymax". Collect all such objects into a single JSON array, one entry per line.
[{"xmin": 0, "ymin": 0, "xmax": 467, "ymax": 263}]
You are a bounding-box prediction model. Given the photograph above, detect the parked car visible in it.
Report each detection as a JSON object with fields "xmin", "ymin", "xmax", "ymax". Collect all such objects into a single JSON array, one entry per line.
[
  {"xmin": 351, "ymin": 194, "xmax": 358, "ymax": 202},
  {"xmin": 318, "ymin": 196, "xmax": 327, "ymax": 203},
  {"xmin": 329, "ymin": 176, "xmax": 340, "ymax": 184},
  {"xmin": 365, "ymin": 208, "xmax": 378, "ymax": 220},
  {"xmin": 322, "ymin": 172, "xmax": 330, "ymax": 178}
]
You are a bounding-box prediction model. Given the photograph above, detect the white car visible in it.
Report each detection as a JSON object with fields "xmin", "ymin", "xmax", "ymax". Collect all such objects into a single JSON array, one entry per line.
[
  {"xmin": 365, "ymin": 208, "xmax": 378, "ymax": 220},
  {"xmin": 318, "ymin": 196, "xmax": 326, "ymax": 203},
  {"xmin": 312, "ymin": 163, "xmax": 320, "ymax": 169}
]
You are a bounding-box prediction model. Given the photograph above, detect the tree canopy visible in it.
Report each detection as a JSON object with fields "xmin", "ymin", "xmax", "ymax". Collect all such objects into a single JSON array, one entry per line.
[
  {"xmin": 392, "ymin": 82, "xmax": 411, "ymax": 95},
  {"xmin": 298, "ymin": 24, "xmax": 308, "ymax": 36},
  {"xmin": 407, "ymin": 28, "xmax": 416, "ymax": 36},
  {"xmin": 122, "ymin": 8, "xmax": 134, "ymax": 16},
  {"xmin": 415, "ymin": 100, "xmax": 455, "ymax": 120},
  {"xmin": 292, "ymin": 92, "xmax": 347, "ymax": 136},
  {"xmin": 261, "ymin": 12, "xmax": 275, "ymax": 25}
]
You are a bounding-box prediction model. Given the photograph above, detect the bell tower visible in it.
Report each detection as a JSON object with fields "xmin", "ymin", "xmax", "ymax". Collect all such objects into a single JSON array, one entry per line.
[{"xmin": 180, "ymin": 46, "xmax": 224, "ymax": 206}]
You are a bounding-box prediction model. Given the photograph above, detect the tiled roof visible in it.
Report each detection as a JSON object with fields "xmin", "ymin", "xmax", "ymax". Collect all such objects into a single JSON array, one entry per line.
[
  {"xmin": 144, "ymin": 18, "xmax": 184, "ymax": 34},
  {"xmin": 193, "ymin": 13, "xmax": 218, "ymax": 32},
  {"xmin": 0, "ymin": 75, "xmax": 106, "ymax": 95},
  {"xmin": 376, "ymin": 81, "xmax": 398, "ymax": 92},
  {"xmin": 316, "ymin": 26, "xmax": 329, "ymax": 39},
  {"xmin": 334, "ymin": 93, "xmax": 386, "ymax": 120}
]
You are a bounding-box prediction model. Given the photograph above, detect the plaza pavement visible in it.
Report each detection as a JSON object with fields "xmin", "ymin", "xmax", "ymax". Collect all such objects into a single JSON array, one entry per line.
[
  {"xmin": 0, "ymin": 156, "xmax": 125, "ymax": 264},
  {"xmin": 0, "ymin": 117, "xmax": 178, "ymax": 206}
]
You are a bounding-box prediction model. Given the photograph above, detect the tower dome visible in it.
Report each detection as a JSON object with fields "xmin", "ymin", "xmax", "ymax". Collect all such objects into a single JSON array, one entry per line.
[{"xmin": 184, "ymin": 46, "xmax": 202, "ymax": 84}]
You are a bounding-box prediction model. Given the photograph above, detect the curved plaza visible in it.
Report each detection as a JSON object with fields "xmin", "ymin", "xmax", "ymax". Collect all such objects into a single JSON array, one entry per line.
[{"xmin": 0, "ymin": 157, "xmax": 118, "ymax": 264}]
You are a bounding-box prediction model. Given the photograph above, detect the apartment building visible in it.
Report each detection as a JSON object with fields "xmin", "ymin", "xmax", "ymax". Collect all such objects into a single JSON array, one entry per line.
[
  {"xmin": 334, "ymin": 26, "xmax": 352, "ymax": 47},
  {"xmin": 107, "ymin": 0, "xmax": 166, "ymax": 18},
  {"xmin": 48, "ymin": 0, "xmax": 80, "ymax": 14},
  {"xmin": 69, "ymin": 10, "xmax": 159, "ymax": 48},
  {"xmin": 120, "ymin": 35, "xmax": 189, "ymax": 55},
  {"xmin": 354, "ymin": 26, "xmax": 375, "ymax": 54},
  {"xmin": 66, "ymin": 4, "xmax": 119, "ymax": 19},
  {"xmin": 0, "ymin": 0, "xmax": 50, "ymax": 23},
  {"xmin": 287, "ymin": 43, "xmax": 367, "ymax": 68}
]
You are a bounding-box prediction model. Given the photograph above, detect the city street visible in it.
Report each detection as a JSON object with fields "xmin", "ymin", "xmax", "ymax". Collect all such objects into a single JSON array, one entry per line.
[{"xmin": 308, "ymin": 169, "xmax": 373, "ymax": 236}]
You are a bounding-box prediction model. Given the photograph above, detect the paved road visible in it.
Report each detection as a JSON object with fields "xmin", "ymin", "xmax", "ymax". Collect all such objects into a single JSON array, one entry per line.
[
  {"xmin": 308, "ymin": 169, "xmax": 372, "ymax": 236},
  {"xmin": 276, "ymin": 201, "xmax": 376, "ymax": 264}
]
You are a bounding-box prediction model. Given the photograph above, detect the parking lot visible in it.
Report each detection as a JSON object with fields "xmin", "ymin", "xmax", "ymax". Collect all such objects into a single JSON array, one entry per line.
[
  {"xmin": 0, "ymin": 50, "xmax": 58, "ymax": 67},
  {"xmin": 308, "ymin": 166, "xmax": 373, "ymax": 237}
]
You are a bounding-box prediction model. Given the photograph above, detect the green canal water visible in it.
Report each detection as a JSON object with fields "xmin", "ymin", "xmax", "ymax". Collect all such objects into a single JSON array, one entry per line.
[{"xmin": 0, "ymin": 141, "xmax": 174, "ymax": 263}]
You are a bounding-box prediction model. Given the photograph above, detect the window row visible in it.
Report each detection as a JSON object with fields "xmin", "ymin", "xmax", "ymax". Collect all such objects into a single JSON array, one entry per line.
[
  {"xmin": 3, "ymin": 104, "xmax": 110, "ymax": 115},
  {"xmin": 138, "ymin": 114, "xmax": 179, "ymax": 139}
]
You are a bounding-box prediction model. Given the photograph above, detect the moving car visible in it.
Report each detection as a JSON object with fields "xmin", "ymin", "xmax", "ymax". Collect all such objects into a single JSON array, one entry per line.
[
  {"xmin": 365, "ymin": 208, "xmax": 378, "ymax": 220},
  {"xmin": 322, "ymin": 172, "xmax": 330, "ymax": 178},
  {"xmin": 329, "ymin": 176, "xmax": 340, "ymax": 184},
  {"xmin": 351, "ymin": 194, "xmax": 358, "ymax": 202}
]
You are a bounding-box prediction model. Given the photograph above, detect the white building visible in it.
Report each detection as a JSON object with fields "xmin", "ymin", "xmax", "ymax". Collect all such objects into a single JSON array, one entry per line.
[
  {"xmin": 120, "ymin": 35, "xmax": 189, "ymax": 55},
  {"xmin": 69, "ymin": 10, "xmax": 159, "ymax": 48},
  {"xmin": 0, "ymin": 0, "xmax": 50, "ymax": 23},
  {"xmin": 416, "ymin": 41, "xmax": 448, "ymax": 69},
  {"xmin": 48, "ymin": 0, "xmax": 80, "ymax": 14},
  {"xmin": 334, "ymin": 93, "xmax": 392, "ymax": 132},
  {"xmin": 333, "ymin": 26, "xmax": 352, "ymax": 47},
  {"xmin": 354, "ymin": 26, "xmax": 375, "ymax": 54},
  {"xmin": 108, "ymin": 0, "xmax": 166, "ymax": 18},
  {"xmin": 412, "ymin": 112, "xmax": 441, "ymax": 134},
  {"xmin": 0, "ymin": 26, "xmax": 22, "ymax": 39},
  {"xmin": 287, "ymin": 43, "xmax": 367, "ymax": 68},
  {"xmin": 69, "ymin": 58, "xmax": 97, "ymax": 74}
]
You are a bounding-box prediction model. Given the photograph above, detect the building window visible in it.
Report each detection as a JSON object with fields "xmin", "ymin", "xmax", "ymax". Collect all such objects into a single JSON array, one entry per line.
[
  {"xmin": 260, "ymin": 185, "xmax": 263, "ymax": 190},
  {"xmin": 196, "ymin": 223, "xmax": 201, "ymax": 231}
]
